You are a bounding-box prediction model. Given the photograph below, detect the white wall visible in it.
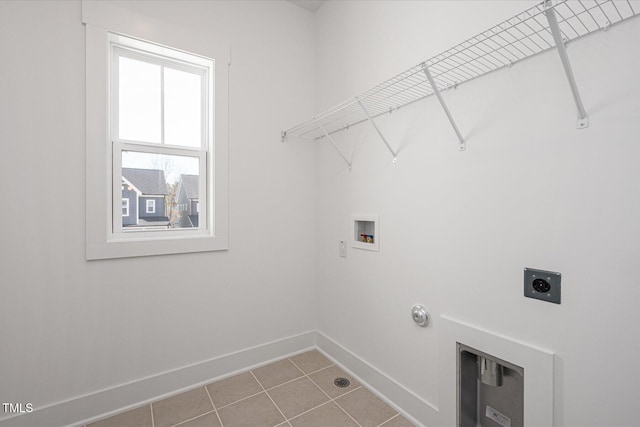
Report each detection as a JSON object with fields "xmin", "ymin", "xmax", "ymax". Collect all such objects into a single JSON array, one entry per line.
[
  {"xmin": 3, "ymin": 1, "xmax": 640, "ymax": 425},
  {"xmin": 0, "ymin": 0, "xmax": 317, "ymax": 421},
  {"xmin": 314, "ymin": 1, "xmax": 640, "ymax": 426}
]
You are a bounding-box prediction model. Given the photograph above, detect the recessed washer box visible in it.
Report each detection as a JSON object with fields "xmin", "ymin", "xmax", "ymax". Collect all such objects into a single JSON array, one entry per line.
[
  {"xmin": 352, "ymin": 214, "xmax": 379, "ymax": 251},
  {"xmin": 524, "ymin": 268, "xmax": 561, "ymax": 304}
]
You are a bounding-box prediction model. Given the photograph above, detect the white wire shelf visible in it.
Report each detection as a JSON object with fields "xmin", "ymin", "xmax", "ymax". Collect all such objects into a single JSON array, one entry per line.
[{"xmin": 282, "ymin": 0, "xmax": 639, "ymax": 159}]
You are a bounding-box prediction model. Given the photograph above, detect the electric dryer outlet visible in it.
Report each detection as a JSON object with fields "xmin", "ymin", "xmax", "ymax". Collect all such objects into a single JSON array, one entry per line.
[{"xmin": 524, "ymin": 268, "xmax": 561, "ymax": 304}]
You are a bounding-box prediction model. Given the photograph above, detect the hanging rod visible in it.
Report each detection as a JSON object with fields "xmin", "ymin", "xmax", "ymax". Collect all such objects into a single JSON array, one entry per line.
[{"xmin": 282, "ymin": 0, "xmax": 638, "ymax": 146}]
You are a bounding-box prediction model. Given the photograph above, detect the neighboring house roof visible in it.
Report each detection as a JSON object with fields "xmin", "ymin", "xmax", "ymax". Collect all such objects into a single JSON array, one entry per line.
[
  {"xmin": 122, "ymin": 168, "xmax": 168, "ymax": 195},
  {"xmin": 179, "ymin": 174, "xmax": 199, "ymax": 200}
]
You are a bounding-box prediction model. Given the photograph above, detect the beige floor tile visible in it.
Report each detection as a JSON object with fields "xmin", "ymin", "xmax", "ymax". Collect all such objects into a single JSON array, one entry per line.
[
  {"xmin": 87, "ymin": 405, "xmax": 152, "ymax": 427},
  {"xmin": 152, "ymin": 387, "xmax": 214, "ymax": 427},
  {"xmin": 267, "ymin": 377, "xmax": 329, "ymax": 419},
  {"xmin": 252, "ymin": 359, "xmax": 303, "ymax": 389},
  {"xmin": 206, "ymin": 371, "xmax": 263, "ymax": 408},
  {"xmin": 336, "ymin": 387, "xmax": 397, "ymax": 427},
  {"xmin": 380, "ymin": 414, "xmax": 417, "ymax": 426},
  {"xmin": 175, "ymin": 411, "xmax": 221, "ymax": 427},
  {"xmin": 289, "ymin": 402, "xmax": 358, "ymax": 427},
  {"xmin": 217, "ymin": 392, "xmax": 285, "ymax": 427},
  {"xmin": 308, "ymin": 365, "xmax": 360, "ymax": 398},
  {"xmin": 289, "ymin": 350, "xmax": 333, "ymax": 374}
]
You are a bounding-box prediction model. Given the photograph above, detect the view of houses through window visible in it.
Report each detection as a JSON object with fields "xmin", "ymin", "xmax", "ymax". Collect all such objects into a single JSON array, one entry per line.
[{"xmin": 121, "ymin": 152, "xmax": 200, "ymax": 230}]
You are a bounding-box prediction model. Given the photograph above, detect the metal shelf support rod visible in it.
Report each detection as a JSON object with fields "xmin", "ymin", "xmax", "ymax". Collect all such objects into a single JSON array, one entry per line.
[
  {"xmin": 422, "ymin": 63, "xmax": 466, "ymax": 151},
  {"xmin": 544, "ymin": 0, "xmax": 589, "ymax": 129},
  {"xmin": 357, "ymin": 100, "xmax": 398, "ymax": 163},
  {"xmin": 316, "ymin": 120, "xmax": 352, "ymax": 171}
]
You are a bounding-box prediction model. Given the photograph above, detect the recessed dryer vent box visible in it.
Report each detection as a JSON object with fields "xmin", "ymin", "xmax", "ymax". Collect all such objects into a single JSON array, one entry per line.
[{"xmin": 352, "ymin": 214, "xmax": 379, "ymax": 251}]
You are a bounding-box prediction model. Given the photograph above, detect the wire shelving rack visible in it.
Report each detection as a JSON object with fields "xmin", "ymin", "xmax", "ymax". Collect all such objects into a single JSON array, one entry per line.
[{"xmin": 281, "ymin": 0, "xmax": 639, "ymax": 167}]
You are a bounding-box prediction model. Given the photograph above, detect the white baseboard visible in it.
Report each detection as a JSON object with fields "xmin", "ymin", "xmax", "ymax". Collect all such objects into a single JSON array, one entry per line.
[
  {"xmin": 315, "ymin": 331, "xmax": 439, "ymax": 427},
  {"xmin": 0, "ymin": 330, "xmax": 316, "ymax": 427}
]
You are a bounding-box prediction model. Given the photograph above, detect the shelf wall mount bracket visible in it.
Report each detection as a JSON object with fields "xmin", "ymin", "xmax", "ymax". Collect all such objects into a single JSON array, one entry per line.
[
  {"xmin": 316, "ymin": 120, "xmax": 352, "ymax": 171},
  {"xmin": 544, "ymin": 0, "xmax": 589, "ymax": 129},
  {"xmin": 357, "ymin": 100, "xmax": 398, "ymax": 163},
  {"xmin": 422, "ymin": 63, "xmax": 466, "ymax": 151}
]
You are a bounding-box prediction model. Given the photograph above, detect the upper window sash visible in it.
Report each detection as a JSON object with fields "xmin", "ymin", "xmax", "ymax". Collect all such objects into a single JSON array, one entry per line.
[{"xmin": 111, "ymin": 44, "xmax": 210, "ymax": 151}]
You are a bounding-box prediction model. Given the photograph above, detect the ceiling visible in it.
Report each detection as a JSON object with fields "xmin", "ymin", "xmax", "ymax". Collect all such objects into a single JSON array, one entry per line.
[{"xmin": 287, "ymin": 0, "xmax": 326, "ymax": 13}]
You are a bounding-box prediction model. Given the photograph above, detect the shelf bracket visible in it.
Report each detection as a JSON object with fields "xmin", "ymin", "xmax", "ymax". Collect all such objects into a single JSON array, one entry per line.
[
  {"xmin": 357, "ymin": 100, "xmax": 398, "ymax": 163},
  {"xmin": 422, "ymin": 63, "xmax": 466, "ymax": 151},
  {"xmin": 544, "ymin": 0, "xmax": 589, "ymax": 129},
  {"xmin": 316, "ymin": 120, "xmax": 352, "ymax": 171}
]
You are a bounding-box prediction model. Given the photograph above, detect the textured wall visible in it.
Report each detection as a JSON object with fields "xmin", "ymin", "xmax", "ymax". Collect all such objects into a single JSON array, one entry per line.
[
  {"xmin": 314, "ymin": 2, "xmax": 640, "ymax": 425},
  {"xmin": 0, "ymin": 0, "xmax": 317, "ymax": 417}
]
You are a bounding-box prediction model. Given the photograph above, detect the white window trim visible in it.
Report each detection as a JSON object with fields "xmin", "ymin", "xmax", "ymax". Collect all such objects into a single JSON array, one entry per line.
[
  {"xmin": 122, "ymin": 198, "xmax": 130, "ymax": 217},
  {"xmin": 146, "ymin": 199, "xmax": 156, "ymax": 214},
  {"xmin": 84, "ymin": 1, "xmax": 229, "ymax": 260}
]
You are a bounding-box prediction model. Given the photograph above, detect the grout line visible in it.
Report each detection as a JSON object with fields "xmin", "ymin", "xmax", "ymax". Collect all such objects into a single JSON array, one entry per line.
[
  {"xmin": 305, "ymin": 363, "xmax": 336, "ymax": 375},
  {"xmin": 250, "ymin": 370, "xmax": 289, "ymax": 426},
  {"xmin": 150, "ymin": 402, "xmax": 155, "ymax": 427},
  {"xmin": 204, "ymin": 385, "xmax": 224, "ymax": 427},
  {"xmin": 288, "ymin": 359, "xmax": 334, "ymax": 402},
  {"xmin": 331, "ymin": 388, "xmax": 364, "ymax": 427},
  {"xmin": 378, "ymin": 413, "xmax": 402, "ymax": 426},
  {"xmin": 287, "ymin": 355, "xmax": 336, "ymax": 376},
  {"xmin": 169, "ymin": 410, "xmax": 216, "ymax": 427},
  {"xmin": 289, "ymin": 357, "xmax": 363, "ymax": 427},
  {"xmin": 285, "ymin": 401, "xmax": 333, "ymax": 423},
  {"xmin": 335, "ymin": 385, "xmax": 362, "ymax": 399},
  {"xmin": 215, "ymin": 389, "xmax": 265, "ymax": 410},
  {"xmin": 263, "ymin": 373, "xmax": 306, "ymax": 392}
]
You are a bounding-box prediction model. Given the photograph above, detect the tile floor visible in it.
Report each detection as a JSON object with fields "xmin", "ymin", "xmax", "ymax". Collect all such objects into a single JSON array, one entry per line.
[{"xmin": 86, "ymin": 350, "xmax": 416, "ymax": 427}]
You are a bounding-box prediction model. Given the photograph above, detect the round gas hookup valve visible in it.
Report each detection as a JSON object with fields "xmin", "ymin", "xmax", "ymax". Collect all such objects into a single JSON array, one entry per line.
[{"xmin": 411, "ymin": 305, "xmax": 430, "ymax": 327}]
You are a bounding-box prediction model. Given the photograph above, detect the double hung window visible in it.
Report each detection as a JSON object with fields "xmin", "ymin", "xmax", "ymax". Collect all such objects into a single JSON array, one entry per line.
[
  {"xmin": 145, "ymin": 199, "xmax": 156, "ymax": 214},
  {"xmin": 84, "ymin": 1, "xmax": 229, "ymax": 259},
  {"xmin": 111, "ymin": 34, "xmax": 209, "ymax": 234}
]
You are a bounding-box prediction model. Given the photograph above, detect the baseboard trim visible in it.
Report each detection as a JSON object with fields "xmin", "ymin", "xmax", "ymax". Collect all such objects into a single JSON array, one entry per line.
[
  {"xmin": 315, "ymin": 331, "xmax": 439, "ymax": 427},
  {"xmin": 0, "ymin": 330, "xmax": 316, "ymax": 427}
]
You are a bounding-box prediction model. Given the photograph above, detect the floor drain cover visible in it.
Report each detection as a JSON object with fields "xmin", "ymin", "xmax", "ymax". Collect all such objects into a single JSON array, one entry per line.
[{"xmin": 334, "ymin": 377, "xmax": 350, "ymax": 388}]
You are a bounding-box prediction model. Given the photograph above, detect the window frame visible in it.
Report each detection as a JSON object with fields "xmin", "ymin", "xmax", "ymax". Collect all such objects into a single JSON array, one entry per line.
[
  {"xmin": 111, "ymin": 34, "xmax": 209, "ymax": 237},
  {"xmin": 84, "ymin": 1, "xmax": 229, "ymax": 260}
]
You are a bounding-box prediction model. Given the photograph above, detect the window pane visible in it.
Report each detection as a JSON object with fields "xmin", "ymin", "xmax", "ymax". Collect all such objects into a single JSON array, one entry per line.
[
  {"xmin": 121, "ymin": 151, "xmax": 200, "ymax": 230},
  {"xmin": 118, "ymin": 56, "xmax": 161, "ymax": 143},
  {"xmin": 164, "ymin": 67, "xmax": 202, "ymax": 148}
]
